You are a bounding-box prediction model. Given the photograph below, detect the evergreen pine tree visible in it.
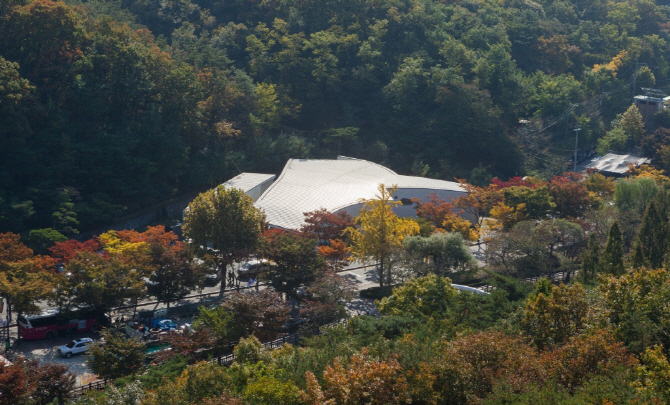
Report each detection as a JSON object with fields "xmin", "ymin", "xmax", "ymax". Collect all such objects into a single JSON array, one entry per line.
[
  {"xmin": 632, "ymin": 240, "xmax": 646, "ymax": 268},
  {"xmin": 638, "ymin": 201, "xmax": 663, "ymax": 268},
  {"xmin": 637, "ymin": 191, "xmax": 670, "ymax": 268},
  {"xmin": 580, "ymin": 233, "xmax": 600, "ymax": 282},
  {"xmin": 602, "ymin": 221, "xmax": 625, "ymax": 276}
]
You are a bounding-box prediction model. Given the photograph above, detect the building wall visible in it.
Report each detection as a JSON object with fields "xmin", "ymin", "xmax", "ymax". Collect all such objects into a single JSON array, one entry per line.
[
  {"xmin": 245, "ymin": 178, "xmax": 276, "ymax": 201},
  {"xmin": 634, "ymin": 97, "xmax": 663, "ymax": 131},
  {"xmin": 336, "ymin": 188, "xmax": 473, "ymax": 223}
]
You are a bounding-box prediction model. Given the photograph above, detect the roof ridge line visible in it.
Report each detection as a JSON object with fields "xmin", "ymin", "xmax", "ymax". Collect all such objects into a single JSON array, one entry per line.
[{"xmin": 255, "ymin": 158, "xmax": 294, "ymax": 202}]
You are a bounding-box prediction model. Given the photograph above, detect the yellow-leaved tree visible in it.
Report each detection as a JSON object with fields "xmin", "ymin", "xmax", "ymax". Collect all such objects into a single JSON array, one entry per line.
[{"xmin": 346, "ymin": 184, "xmax": 419, "ymax": 287}]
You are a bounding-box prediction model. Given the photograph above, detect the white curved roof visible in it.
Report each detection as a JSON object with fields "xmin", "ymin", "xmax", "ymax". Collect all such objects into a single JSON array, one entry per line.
[
  {"xmin": 223, "ymin": 173, "xmax": 276, "ymax": 193},
  {"xmin": 254, "ymin": 157, "xmax": 465, "ymax": 230}
]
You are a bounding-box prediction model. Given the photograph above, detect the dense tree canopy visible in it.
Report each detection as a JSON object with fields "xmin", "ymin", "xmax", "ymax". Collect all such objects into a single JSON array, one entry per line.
[{"xmin": 2, "ymin": 0, "xmax": 669, "ymax": 234}]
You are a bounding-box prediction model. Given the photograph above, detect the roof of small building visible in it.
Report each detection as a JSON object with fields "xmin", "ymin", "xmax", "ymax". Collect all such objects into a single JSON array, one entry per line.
[
  {"xmin": 222, "ymin": 173, "xmax": 276, "ymax": 193},
  {"xmin": 254, "ymin": 157, "xmax": 464, "ymax": 230},
  {"xmin": 584, "ymin": 153, "xmax": 651, "ymax": 176}
]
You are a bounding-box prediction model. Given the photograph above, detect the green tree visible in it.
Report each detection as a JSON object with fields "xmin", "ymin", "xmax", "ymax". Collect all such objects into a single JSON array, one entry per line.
[
  {"xmin": 601, "ymin": 221, "xmax": 625, "ymax": 275},
  {"xmin": 502, "ymin": 186, "xmax": 556, "ymax": 220},
  {"xmin": 262, "ymin": 233, "xmax": 325, "ymax": 299},
  {"xmin": 614, "ymin": 176, "xmax": 658, "ymax": 214},
  {"xmin": 144, "ymin": 361, "xmax": 235, "ymax": 405},
  {"xmin": 320, "ymin": 127, "xmax": 359, "ymax": 156},
  {"xmin": 600, "ymin": 268, "xmax": 670, "ymax": 354},
  {"xmin": 52, "ymin": 190, "xmax": 79, "ymax": 236},
  {"xmin": 636, "ymin": 194, "xmax": 670, "ymax": 269},
  {"xmin": 403, "ymin": 232, "xmax": 475, "ymax": 276},
  {"xmin": 597, "ymin": 126, "xmax": 631, "ymax": 155},
  {"xmin": 66, "ymin": 252, "xmax": 145, "ymax": 319},
  {"xmin": 194, "ymin": 306, "xmax": 236, "ymax": 353},
  {"xmin": 377, "ymin": 274, "xmax": 458, "ymax": 317},
  {"xmin": 245, "ymin": 376, "xmax": 303, "ymax": 405},
  {"xmin": 620, "ymin": 103, "xmax": 645, "ymax": 143},
  {"xmin": 87, "ymin": 327, "xmax": 145, "ymax": 380},
  {"xmin": 580, "ymin": 233, "xmax": 600, "ymax": 282},
  {"xmin": 634, "ymin": 346, "xmax": 670, "ymax": 402},
  {"xmin": 27, "ymin": 228, "xmax": 66, "ymax": 255},
  {"xmin": 184, "ymin": 186, "xmax": 266, "ymax": 293},
  {"xmin": 147, "ymin": 242, "xmax": 204, "ymax": 308},
  {"xmin": 522, "ymin": 283, "xmax": 589, "ymax": 348},
  {"xmin": 346, "ymin": 184, "xmax": 420, "ymax": 287},
  {"xmin": 233, "ymin": 335, "xmax": 262, "ymax": 365}
]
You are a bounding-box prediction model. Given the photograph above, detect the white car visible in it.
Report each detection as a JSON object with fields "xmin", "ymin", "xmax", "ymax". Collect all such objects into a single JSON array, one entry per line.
[
  {"xmin": 58, "ymin": 337, "xmax": 94, "ymax": 358},
  {"xmin": 239, "ymin": 259, "xmax": 271, "ymax": 275}
]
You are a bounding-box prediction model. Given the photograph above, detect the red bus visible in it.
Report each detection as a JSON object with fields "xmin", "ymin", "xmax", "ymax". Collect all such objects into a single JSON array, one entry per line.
[{"xmin": 17, "ymin": 307, "xmax": 103, "ymax": 340}]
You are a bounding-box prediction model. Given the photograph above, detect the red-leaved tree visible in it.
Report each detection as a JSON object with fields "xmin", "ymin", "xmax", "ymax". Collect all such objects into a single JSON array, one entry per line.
[{"xmin": 301, "ymin": 209, "xmax": 353, "ymax": 244}]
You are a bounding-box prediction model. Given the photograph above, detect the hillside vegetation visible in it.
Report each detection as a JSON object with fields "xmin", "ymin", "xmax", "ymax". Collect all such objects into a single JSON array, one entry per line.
[{"xmin": 1, "ymin": 0, "xmax": 669, "ymax": 234}]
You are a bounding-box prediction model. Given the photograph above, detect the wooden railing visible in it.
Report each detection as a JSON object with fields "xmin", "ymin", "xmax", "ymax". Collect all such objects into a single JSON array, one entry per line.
[
  {"xmin": 70, "ymin": 379, "xmax": 109, "ymax": 397},
  {"xmin": 70, "ymin": 318, "xmax": 350, "ymax": 397},
  {"xmin": 214, "ymin": 318, "xmax": 348, "ymax": 366}
]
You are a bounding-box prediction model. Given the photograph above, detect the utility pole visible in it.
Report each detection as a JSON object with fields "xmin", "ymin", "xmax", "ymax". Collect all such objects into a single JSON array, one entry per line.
[
  {"xmin": 573, "ymin": 127, "xmax": 581, "ymax": 172},
  {"xmin": 632, "ymin": 58, "xmax": 640, "ymax": 101},
  {"xmin": 564, "ymin": 99, "xmax": 571, "ymax": 140},
  {"xmin": 519, "ymin": 119, "xmax": 529, "ymax": 143}
]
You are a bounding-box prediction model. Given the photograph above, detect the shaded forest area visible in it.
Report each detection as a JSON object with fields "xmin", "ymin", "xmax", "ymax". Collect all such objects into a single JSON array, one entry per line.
[{"xmin": 1, "ymin": 0, "xmax": 669, "ymax": 235}]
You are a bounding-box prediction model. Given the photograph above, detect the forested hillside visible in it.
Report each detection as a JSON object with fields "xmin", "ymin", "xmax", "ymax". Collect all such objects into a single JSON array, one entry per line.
[{"xmin": 1, "ymin": 0, "xmax": 669, "ymax": 235}]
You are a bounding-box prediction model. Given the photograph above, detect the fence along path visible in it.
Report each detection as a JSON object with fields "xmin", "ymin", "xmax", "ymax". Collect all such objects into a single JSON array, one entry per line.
[{"xmin": 70, "ymin": 318, "xmax": 349, "ymax": 397}]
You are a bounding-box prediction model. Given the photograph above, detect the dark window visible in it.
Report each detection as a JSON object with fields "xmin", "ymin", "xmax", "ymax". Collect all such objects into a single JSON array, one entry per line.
[
  {"xmin": 649, "ymin": 102, "xmax": 657, "ymax": 107},
  {"xmin": 638, "ymin": 100, "xmax": 647, "ymax": 105},
  {"xmin": 29, "ymin": 316, "xmax": 56, "ymax": 327},
  {"xmin": 400, "ymin": 198, "xmax": 413, "ymax": 206}
]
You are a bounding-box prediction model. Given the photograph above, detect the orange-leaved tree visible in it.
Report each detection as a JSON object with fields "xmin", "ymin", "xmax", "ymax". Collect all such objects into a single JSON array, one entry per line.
[
  {"xmin": 413, "ymin": 193, "xmax": 478, "ymax": 241},
  {"xmin": 302, "ymin": 349, "xmax": 409, "ymax": 405}
]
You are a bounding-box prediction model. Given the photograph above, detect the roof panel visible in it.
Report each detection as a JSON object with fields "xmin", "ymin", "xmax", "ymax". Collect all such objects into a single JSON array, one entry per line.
[
  {"xmin": 584, "ymin": 153, "xmax": 651, "ymax": 175},
  {"xmin": 254, "ymin": 158, "xmax": 465, "ymax": 230},
  {"xmin": 222, "ymin": 173, "xmax": 276, "ymax": 193}
]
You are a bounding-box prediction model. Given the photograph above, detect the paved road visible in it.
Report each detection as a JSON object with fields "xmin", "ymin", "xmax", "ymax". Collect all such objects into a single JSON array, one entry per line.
[{"xmin": 8, "ymin": 262, "xmax": 380, "ymax": 382}]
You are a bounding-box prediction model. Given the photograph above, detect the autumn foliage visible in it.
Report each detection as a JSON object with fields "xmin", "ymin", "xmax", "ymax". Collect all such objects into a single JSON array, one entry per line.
[{"xmin": 303, "ymin": 350, "xmax": 409, "ymax": 405}]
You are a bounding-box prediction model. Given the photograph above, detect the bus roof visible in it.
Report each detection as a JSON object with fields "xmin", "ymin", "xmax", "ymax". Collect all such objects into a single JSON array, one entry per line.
[{"xmin": 24, "ymin": 306, "xmax": 95, "ymax": 319}]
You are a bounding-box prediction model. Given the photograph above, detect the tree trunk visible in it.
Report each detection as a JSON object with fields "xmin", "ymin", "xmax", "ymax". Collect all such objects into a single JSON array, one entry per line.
[
  {"xmin": 4, "ymin": 298, "xmax": 11, "ymax": 350},
  {"xmin": 15, "ymin": 309, "xmax": 20, "ymax": 347},
  {"xmin": 219, "ymin": 262, "xmax": 227, "ymax": 295},
  {"xmin": 378, "ymin": 259, "xmax": 385, "ymax": 288}
]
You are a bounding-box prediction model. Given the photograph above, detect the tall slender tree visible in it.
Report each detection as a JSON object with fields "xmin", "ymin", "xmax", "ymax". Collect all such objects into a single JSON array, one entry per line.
[
  {"xmin": 637, "ymin": 192, "xmax": 670, "ymax": 269},
  {"xmin": 601, "ymin": 221, "xmax": 625, "ymax": 276},
  {"xmin": 580, "ymin": 233, "xmax": 600, "ymax": 282}
]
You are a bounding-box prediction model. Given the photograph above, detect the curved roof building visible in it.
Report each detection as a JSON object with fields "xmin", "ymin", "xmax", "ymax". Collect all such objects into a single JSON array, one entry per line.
[{"xmin": 246, "ymin": 157, "xmax": 467, "ymax": 230}]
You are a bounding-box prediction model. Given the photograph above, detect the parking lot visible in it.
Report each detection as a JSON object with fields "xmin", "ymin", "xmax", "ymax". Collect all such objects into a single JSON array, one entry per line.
[
  {"xmin": 13, "ymin": 331, "xmax": 98, "ymax": 385},
  {"xmin": 5, "ymin": 262, "xmax": 380, "ymax": 386}
]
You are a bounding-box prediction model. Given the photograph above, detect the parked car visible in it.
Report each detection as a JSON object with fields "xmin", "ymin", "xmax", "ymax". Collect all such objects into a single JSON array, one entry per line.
[
  {"xmin": 204, "ymin": 265, "xmax": 221, "ymax": 286},
  {"xmin": 58, "ymin": 337, "xmax": 94, "ymax": 358},
  {"xmin": 238, "ymin": 259, "xmax": 272, "ymax": 280},
  {"xmin": 143, "ymin": 277, "xmax": 160, "ymax": 295},
  {"xmin": 150, "ymin": 318, "xmax": 177, "ymax": 332}
]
